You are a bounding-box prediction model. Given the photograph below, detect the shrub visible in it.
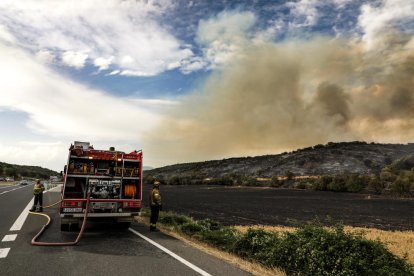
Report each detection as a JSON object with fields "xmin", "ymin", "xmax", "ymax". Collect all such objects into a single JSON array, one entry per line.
[
  {"xmin": 269, "ymin": 224, "xmax": 413, "ymax": 275},
  {"xmin": 368, "ymin": 176, "xmax": 385, "ymax": 194},
  {"xmin": 327, "ymin": 177, "xmax": 347, "ymax": 192},
  {"xmin": 294, "ymin": 181, "xmax": 307, "ymax": 189},
  {"xmin": 314, "ymin": 176, "xmax": 332, "ymax": 191},
  {"xmin": 201, "ymin": 227, "xmax": 240, "ymax": 251},
  {"xmin": 181, "ymin": 221, "xmax": 204, "ymax": 236},
  {"xmin": 270, "ymin": 176, "xmax": 283, "ymax": 188},
  {"xmin": 234, "ymin": 228, "xmax": 279, "ymax": 265},
  {"xmin": 159, "ymin": 212, "xmax": 192, "ymax": 226},
  {"xmin": 345, "ymin": 174, "xmax": 366, "ymax": 192},
  {"xmin": 156, "ymin": 213, "xmax": 414, "ymax": 275},
  {"xmin": 390, "ymin": 177, "xmax": 411, "ymax": 196}
]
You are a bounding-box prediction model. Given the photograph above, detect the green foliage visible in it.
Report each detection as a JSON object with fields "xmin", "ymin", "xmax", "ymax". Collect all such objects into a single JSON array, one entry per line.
[
  {"xmin": 268, "ymin": 224, "xmax": 413, "ymax": 275},
  {"xmin": 0, "ymin": 161, "xmax": 58, "ymax": 179},
  {"xmin": 158, "ymin": 212, "xmax": 192, "ymax": 226},
  {"xmin": 390, "ymin": 176, "xmax": 411, "ymax": 196},
  {"xmin": 368, "ymin": 176, "xmax": 385, "ymax": 194},
  {"xmin": 327, "ymin": 176, "xmax": 347, "ymax": 192},
  {"xmin": 313, "ymin": 174, "xmax": 368, "ymax": 193},
  {"xmin": 156, "ymin": 213, "xmax": 414, "ymax": 275},
  {"xmin": 345, "ymin": 174, "xmax": 367, "ymax": 192},
  {"xmin": 270, "ymin": 176, "xmax": 283, "ymax": 187},
  {"xmin": 378, "ymin": 156, "xmax": 414, "ymax": 196},
  {"xmin": 314, "ymin": 176, "xmax": 333, "ymax": 191},
  {"xmin": 234, "ymin": 229, "xmax": 279, "ymax": 265}
]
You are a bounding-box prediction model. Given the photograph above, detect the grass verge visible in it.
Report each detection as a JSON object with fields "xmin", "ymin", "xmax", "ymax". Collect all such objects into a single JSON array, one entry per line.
[{"xmin": 139, "ymin": 210, "xmax": 414, "ymax": 275}]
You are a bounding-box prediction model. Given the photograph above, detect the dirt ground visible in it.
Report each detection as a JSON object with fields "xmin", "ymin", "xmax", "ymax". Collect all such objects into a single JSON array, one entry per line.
[{"xmin": 143, "ymin": 185, "xmax": 414, "ymax": 231}]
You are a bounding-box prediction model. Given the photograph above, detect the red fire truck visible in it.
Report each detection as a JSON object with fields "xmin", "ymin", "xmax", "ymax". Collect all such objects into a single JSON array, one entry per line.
[{"xmin": 60, "ymin": 141, "xmax": 142, "ymax": 230}]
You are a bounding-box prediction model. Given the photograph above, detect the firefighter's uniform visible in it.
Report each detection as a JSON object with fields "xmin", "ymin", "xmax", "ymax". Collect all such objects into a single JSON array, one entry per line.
[
  {"xmin": 150, "ymin": 181, "xmax": 162, "ymax": 231},
  {"xmin": 30, "ymin": 180, "xmax": 45, "ymax": 212}
]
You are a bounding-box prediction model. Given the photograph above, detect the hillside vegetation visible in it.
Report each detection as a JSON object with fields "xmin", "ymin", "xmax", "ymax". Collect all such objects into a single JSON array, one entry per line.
[
  {"xmin": 145, "ymin": 142, "xmax": 414, "ymax": 195},
  {"xmin": 0, "ymin": 161, "xmax": 59, "ymax": 180}
]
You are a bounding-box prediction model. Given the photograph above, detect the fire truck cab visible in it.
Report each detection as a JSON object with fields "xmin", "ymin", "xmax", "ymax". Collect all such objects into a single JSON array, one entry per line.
[{"xmin": 60, "ymin": 141, "xmax": 142, "ymax": 230}]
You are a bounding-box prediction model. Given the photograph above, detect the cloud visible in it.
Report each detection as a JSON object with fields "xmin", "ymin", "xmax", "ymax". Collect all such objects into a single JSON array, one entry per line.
[
  {"xmin": 0, "ymin": 141, "xmax": 68, "ymax": 172},
  {"xmin": 144, "ymin": 32, "xmax": 414, "ymax": 166},
  {"xmin": 93, "ymin": 57, "xmax": 114, "ymax": 71},
  {"xmin": 0, "ymin": 27, "xmax": 169, "ymax": 169},
  {"xmin": 358, "ymin": 0, "xmax": 414, "ymax": 50},
  {"xmin": 196, "ymin": 10, "xmax": 256, "ymax": 68},
  {"xmin": 61, "ymin": 50, "xmax": 88, "ymax": 69},
  {"xmin": 0, "ymin": 0, "xmax": 194, "ymax": 75},
  {"xmin": 286, "ymin": 0, "xmax": 320, "ymax": 28}
]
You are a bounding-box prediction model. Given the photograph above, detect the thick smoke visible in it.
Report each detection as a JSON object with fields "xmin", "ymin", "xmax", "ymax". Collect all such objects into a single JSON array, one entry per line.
[{"xmin": 144, "ymin": 36, "xmax": 414, "ymax": 166}]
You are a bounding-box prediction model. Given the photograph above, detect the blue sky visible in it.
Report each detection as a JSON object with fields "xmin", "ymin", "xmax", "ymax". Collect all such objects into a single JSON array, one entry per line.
[{"xmin": 0, "ymin": 0, "xmax": 413, "ymax": 171}]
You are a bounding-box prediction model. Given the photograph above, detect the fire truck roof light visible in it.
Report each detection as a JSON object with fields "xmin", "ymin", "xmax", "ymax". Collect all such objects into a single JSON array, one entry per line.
[{"xmin": 88, "ymin": 156, "xmax": 93, "ymax": 159}]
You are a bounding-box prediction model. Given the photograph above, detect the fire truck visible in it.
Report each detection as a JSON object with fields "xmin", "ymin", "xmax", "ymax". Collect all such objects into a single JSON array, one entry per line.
[{"xmin": 60, "ymin": 141, "xmax": 142, "ymax": 230}]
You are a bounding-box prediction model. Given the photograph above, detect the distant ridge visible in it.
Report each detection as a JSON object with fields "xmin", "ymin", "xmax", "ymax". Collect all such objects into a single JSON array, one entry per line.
[
  {"xmin": 146, "ymin": 142, "xmax": 414, "ymax": 179},
  {"xmin": 0, "ymin": 161, "xmax": 59, "ymax": 179}
]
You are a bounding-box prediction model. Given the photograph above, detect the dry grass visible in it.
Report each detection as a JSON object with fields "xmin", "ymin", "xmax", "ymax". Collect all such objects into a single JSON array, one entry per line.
[
  {"xmin": 235, "ymin": 225, "xmax": 414, "ymax": 264},
  {"xmin": 137, "ymin": 216, "xmax": 286, "ymax": 276}
]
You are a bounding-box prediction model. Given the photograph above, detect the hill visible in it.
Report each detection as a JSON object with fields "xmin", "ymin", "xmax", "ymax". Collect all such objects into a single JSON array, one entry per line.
[
  {"xmin": 0, "ymin": 161, "xmax": 60, "ymax": 180},
  {"xmin": 145, "ymin": 142, "xmax": 414, "ymax": 181}
]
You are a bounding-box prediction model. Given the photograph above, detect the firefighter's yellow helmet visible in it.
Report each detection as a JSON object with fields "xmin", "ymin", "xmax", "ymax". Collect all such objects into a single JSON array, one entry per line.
[{"xmin": 153, "ymin": 181, "xmax": 160, "ymax": 187}]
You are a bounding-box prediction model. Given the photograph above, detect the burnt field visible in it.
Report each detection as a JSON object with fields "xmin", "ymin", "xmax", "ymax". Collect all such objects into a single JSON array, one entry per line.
[{"xmin": 143, "ymin": 185, "xmax": 414, "ymax": 231}]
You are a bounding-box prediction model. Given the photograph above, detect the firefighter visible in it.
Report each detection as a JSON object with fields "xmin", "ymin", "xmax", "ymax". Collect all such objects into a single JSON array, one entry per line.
[
  {"xmin": 30, "ymin": 179, "xmax": 45, "ymax": 212},
  {"xmin": 149, "ymin": 181, "xmax": 162, "ymax": 231}
]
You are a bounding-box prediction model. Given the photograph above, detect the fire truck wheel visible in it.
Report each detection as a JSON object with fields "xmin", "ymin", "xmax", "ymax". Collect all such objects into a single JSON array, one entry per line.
[
  {"xmin": 60, "ymin": 223, "xmax": 69, "ymax": 231},
  {"xmin": 117, "ymin": 222, "xmax": 131, "ymax": 229}
]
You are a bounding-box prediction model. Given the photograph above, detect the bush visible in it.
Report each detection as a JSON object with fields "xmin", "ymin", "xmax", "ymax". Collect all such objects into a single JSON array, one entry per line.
[
  {"xmin": 181, "ymin": 221, "xmax": 204, "ymax": 236},
  {"xmin": 159, "ymin": 212, "xmax": 192, "ymax": 226},
  {"xmin": 156, "ymin": 213, "xmax": 414, "ymax": 275},
  {"xmin": 201, "ymin": 227, "xmax": 240, "ymax": 251},
  {"xmin": 345, "ymin": 174, "xmax": 366, "ymax": 192},
  {"xmin": 390, "ymin": 177, "xmax": 411, "ymax": 196},
  {"xmin": 368, "ymin": 176, "xmax": 385, "ymax": 194},
  {"xmin": 314, "ymin": 176, "xmax": 332, "ymax": 191},
  {"xmin": 269, "ymin": 224, "xmax": 413, "ymax": 275},
  {"xmin": 234, "ymin": 229, "xmax": 279, "ymax": 265},
  {"xmin": 327, "ymin": 177, "xmax": 347, "ymax": 192}
]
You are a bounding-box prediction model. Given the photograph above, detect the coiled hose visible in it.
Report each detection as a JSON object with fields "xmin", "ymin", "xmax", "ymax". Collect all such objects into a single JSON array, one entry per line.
[{"xmin": 30, "ymin": 192, "xmax": 91, "ymax": 246}]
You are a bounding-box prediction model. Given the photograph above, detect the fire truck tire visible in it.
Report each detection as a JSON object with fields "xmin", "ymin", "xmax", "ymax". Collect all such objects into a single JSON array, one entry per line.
[
  {"xmin": 60, "ymin": 223, "xmax": 69, "ymax": 231},
  {"xmin": 117, "ymin": 222, "xmax": 131, "ymax": 229}
]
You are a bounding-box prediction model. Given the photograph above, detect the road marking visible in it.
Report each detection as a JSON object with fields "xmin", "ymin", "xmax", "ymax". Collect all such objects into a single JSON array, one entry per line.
[
  {"xmin": 0, "ymin": 248, "xmax": 10, "ymax": 258},
  {"xmin": 2, "ymin": 234, "xmax": 17, "ymax": 242},
  {"xmin": 129, "ymin": 228, "xmax": 212, "ymax": 276},
  {"xmin": 10, "ymin": 198, "xmax": 34, "ymax": 231},
  {"xmin": 0, "ymin": 184, "xmax": 18, "ymax": 189},
  {"xmin": 0, "ymin": 185, "xmax": 31, "ymax": 195},
  {"xmin": 9, "ymin": 188, "xmax": 54, "ymax": 231}
]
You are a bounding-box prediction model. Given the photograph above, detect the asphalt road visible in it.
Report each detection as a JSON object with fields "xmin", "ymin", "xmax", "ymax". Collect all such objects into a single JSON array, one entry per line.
[{"xmin": 0, "ymin": 184, "xmax": 250, "ymax": 276}]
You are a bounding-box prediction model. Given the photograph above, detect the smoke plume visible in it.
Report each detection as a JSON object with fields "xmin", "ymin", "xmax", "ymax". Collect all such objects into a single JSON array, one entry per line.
[{"xmin": 144, "ymin": 35, "xmax": 414, "ymax": 166}]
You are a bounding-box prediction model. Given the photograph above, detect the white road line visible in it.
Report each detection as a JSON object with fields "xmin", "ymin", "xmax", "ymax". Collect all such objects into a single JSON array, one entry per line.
[
  {"xmin": 2, "ymin": 234, "xmax": 17, "ymax": 242},
  {"xmin": 0, "ymin": 248, "xmax": 11, "ymax": 258},
  {"xmin": 9, "ymin": 198, "xmax": 34, "ymax": 231},
  {"xmin": 9, "ymin": 189, "xmax": 53, "ymax": 231},
  {"xmin": 129, "ymin": 228, "xmax": 213, "ymax": 276},
  {"xmin": 0, "ymin": 185, "xmax": 31, "ymax": 195},
  {"xmin": 0, "ymin": 185, "xmax": 18, "ymax": 189}
]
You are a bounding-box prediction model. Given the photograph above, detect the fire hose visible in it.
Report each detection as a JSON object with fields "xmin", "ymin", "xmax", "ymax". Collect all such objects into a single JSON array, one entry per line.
[{"xmin": 29, "ymin": 191, "xmax": 91, "ymax": 246}]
